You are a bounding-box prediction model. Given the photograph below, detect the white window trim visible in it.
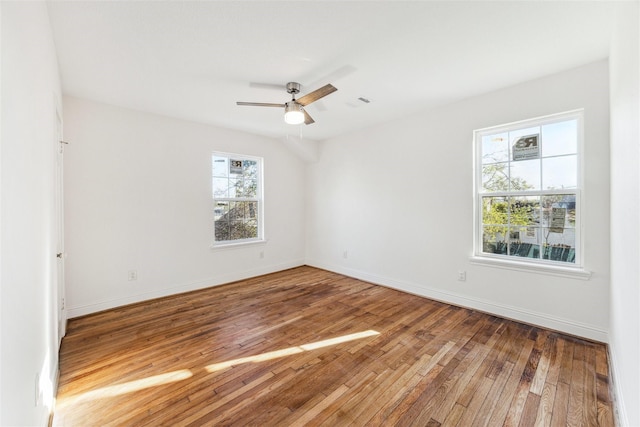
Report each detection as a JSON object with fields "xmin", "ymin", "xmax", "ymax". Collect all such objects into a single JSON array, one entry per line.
[
  {"xmin": 472, "ymin": 109, "xmax": 588, "ymax": 276},
  {"xmin": 469, "ymin": 255, "xmax": 591, "ymax": 280},
  {"xmin": 211, "ymin": 151, "xmax": 265, "ymax": 248},
  {"xmin": 210, "ymin": 238, "xmax": 268, "ymax": 250}
]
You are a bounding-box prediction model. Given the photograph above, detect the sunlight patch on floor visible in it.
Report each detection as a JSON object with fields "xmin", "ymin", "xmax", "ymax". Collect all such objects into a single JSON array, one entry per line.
[
  {"xmin": 56, "ymin": 369, "xmax": 193, "ymax": 409},
  {"xmin": 206, "ymin": 329, "xmax": 380, "ymax": 373}
]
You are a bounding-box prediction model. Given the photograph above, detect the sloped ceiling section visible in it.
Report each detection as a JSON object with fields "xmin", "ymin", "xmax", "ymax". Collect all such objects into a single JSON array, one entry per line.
[{"xmin": 48, "ymin": 1, "xmax": 615, "ymax": 142}]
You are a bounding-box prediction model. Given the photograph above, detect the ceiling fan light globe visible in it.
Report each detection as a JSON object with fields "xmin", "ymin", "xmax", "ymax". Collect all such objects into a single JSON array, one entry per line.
[
  {"xmin": 284, "ymin": 111, "xmax": 305, "ymax": 125},
  {"xmin": 284, "ymin": 102, "xmax": 305, "ymax": 125}
]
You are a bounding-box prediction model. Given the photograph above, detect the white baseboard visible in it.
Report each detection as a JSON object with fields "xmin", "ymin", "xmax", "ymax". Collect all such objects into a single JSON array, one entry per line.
[
  {"xmin": 69, "ymin": 259, "xmax": 609, "ymax": 341},
  {"xmin": 307, "ymin": 260, "xmax": 608, "ymax": 343},
  {"xmin": 66, "ymin": 259, "xmax": 305, "ymax": 318}
]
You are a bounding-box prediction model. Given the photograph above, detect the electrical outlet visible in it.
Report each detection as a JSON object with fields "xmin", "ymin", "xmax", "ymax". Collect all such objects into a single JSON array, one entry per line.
[
  {"xmin": 458, "ymin": 271, "xmax": 467, "ymax": 281},
  {"xmin": 259, "ymin": 251, "xmax": 264, "ymax": 259},
  {"xmin": 128, "ymin": 270, "xmax": 138, "ymax": 281},
  {"xmin": 343, "ymin": 250, "xmax": 348, "ymax": 259}
]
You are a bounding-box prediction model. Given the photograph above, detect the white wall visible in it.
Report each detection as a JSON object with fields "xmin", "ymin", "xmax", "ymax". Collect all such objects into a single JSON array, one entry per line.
[
  {"xmin": 609, "ymin": 2, "xmax": 640, "ymax": 426},
  {"xmin": 63, "ymin": 97, "xmax": 307, "ymax": 317},
  {"xmin": 1, "ymin": 2, "xmax": 62, "ymax": 425},
  {"xmin": 307, "ymin": 60, "xmax": 610, "ymax": 342}
]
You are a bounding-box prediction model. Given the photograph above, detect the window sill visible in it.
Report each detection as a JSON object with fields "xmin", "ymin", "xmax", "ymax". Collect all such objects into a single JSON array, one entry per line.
[
  {"xmin": 210, "ymin": 239, "xmax": 268, "ymax": 251},
  {"xmin": 469, "ymin": 255, "xmax": 591, "ymax": 280}
]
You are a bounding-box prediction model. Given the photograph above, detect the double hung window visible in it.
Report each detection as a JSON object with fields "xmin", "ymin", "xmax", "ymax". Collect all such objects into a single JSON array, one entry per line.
[
  {"xmin": 212, "ymin": 152, "xmax": 263, "ymax": 245},
  {"xmin": 474, "ymin": 110, "xmax": 582, "ymax": 267}
]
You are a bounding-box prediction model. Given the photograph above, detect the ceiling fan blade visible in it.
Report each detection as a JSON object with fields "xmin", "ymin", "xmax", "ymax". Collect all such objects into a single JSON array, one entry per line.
[
  {"xmin": 303, "ymin": 109, "xmax": 315, "ymax": 125},
  {"xmin": 236, "ymin": 102, "xmax": 285, "ymax": 107},
  {"xmin": 296, "ymin": 84, "xmax": 337, "ymax": 106}
]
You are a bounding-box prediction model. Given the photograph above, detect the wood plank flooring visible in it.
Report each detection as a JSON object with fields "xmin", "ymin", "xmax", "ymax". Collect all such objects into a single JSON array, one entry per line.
[{"xmin": 52, "ymin": 266, "xmax": 615, "ymax": 426}]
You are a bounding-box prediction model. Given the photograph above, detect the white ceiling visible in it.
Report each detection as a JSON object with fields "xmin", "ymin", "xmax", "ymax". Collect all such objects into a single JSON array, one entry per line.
[{"xmin": 47, "ymin": 1, "xmax": 617, "ymax": 142}]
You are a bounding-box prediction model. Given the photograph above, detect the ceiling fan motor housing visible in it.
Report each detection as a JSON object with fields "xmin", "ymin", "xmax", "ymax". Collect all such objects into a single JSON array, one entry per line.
[{"xmin": 286, "ymin": 82, "xmax": 301, "ymax": 95}]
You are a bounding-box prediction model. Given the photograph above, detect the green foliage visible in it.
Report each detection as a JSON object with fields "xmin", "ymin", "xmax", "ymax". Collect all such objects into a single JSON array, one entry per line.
[
  {"xmin": 482, "ymin": 163, "xmax": 533, "ymax": 192},
  {"xmin": 482, "ymin": 163, "xmax": 536, "ymax": 242}
]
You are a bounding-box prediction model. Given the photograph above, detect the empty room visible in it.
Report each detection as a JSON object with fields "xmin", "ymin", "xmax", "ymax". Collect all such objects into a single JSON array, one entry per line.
[{"xmin": 1, "ymin": 1, "xmax": 638, "ymax": 426}]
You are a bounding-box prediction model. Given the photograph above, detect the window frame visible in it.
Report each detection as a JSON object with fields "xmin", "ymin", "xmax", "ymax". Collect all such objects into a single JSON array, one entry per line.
[
  {"xmin": 472, "ymin": 110, "xmax": 589, "ymax": 277},
  {"xmin": 211, "ymin": 151, "xmax": 265, "ymax": 248}
]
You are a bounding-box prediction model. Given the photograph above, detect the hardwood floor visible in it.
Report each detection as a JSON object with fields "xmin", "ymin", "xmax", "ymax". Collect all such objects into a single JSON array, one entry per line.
[{"xmin": 53, "ymin": 266, "xmax": 615, "ymax": 426}]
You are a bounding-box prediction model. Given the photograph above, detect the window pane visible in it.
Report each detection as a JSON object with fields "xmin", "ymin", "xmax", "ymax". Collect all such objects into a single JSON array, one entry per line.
[
  {"xmin": 542, "ymin": 155, "xmax": 577, "ymax": 190},
  {"xmin": 243, "ymin": 179, "xmax": 258, "ymax": 197},
  {"xmin": 542, "ymin": 228, "xmax": 576, "ymax": 263},
  {"xmin": 542, "ymin": 120, "xmax": 577, "ymax": 157},
  {"xmin": 228, "ymin": 177, "xmax": 241, "ymax": 198},
  {"xmin": 243, "ymin": 160, "xmax": 258, "ymax": 178},
  {"xmin": 541, "ymin": 195, "xmax": 576, "ymax": 228},
  {"xmin": 507, "ymin": 226, "xmax": 540, "ymax": 259},
  {"xmin": 228, "ymin": 201, "xmax": 244, "ymax": 220},
  {"xmin": 481, "ymin": 133, "xmax": 509, "ymax": 164},
  {"xmin": 214, "ymin": 220, "xmax": 230, "ymax": 241},
  {"xmin": 244, "ymin": 219, "xmax": 258, "ymax": 239},
  {"xmin": 229, "ymin": 220, "xmax": 245, "ymax": 240},
  {"xmin": 510, "ymin": 196, "xmax": 540, "ymax": 226},
  {"xmin": 236, "ymin": 178, "xmax": 248, "ymax": 197},
  {"xmin": 214, "ymin": 201, "xmax": 229, "ymax": 221},
  {"xmin": 229, "ymin": 159, "xmax": 243, "ymax": 175},
  {"xmin": 482, "ymin": 196, "xmax": 508, "ymax": 225},
  {"xmin": 509, "ymin": 126, "xmax": 540, "ymax": 160},
  {"xmin": 482, "ymin": 225, "xmax": 507, "ymax": 255},
  {"xmin": 482, "ymin": 163, "xmax": 510, "ymax": 192},
  {"xmin": 213, "ymin": 156, "xmax": 228, "ymax": 177},
  {"xmin": 213, "ymin": 177, "xmax": 229, "ymax": 198},
  {"xmin": 520, "ymin": 226, "xmax": 541, "ymax": 247},
  {"xmin": 509, "ymin": 159, "xmax": 540, "ymax": 191}
]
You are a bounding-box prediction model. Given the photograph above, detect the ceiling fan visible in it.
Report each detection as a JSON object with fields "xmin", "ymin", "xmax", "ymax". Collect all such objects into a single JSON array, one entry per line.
[{"xmin": 237, "ymin": 82, "xmax": 337, "ymax": 125}]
